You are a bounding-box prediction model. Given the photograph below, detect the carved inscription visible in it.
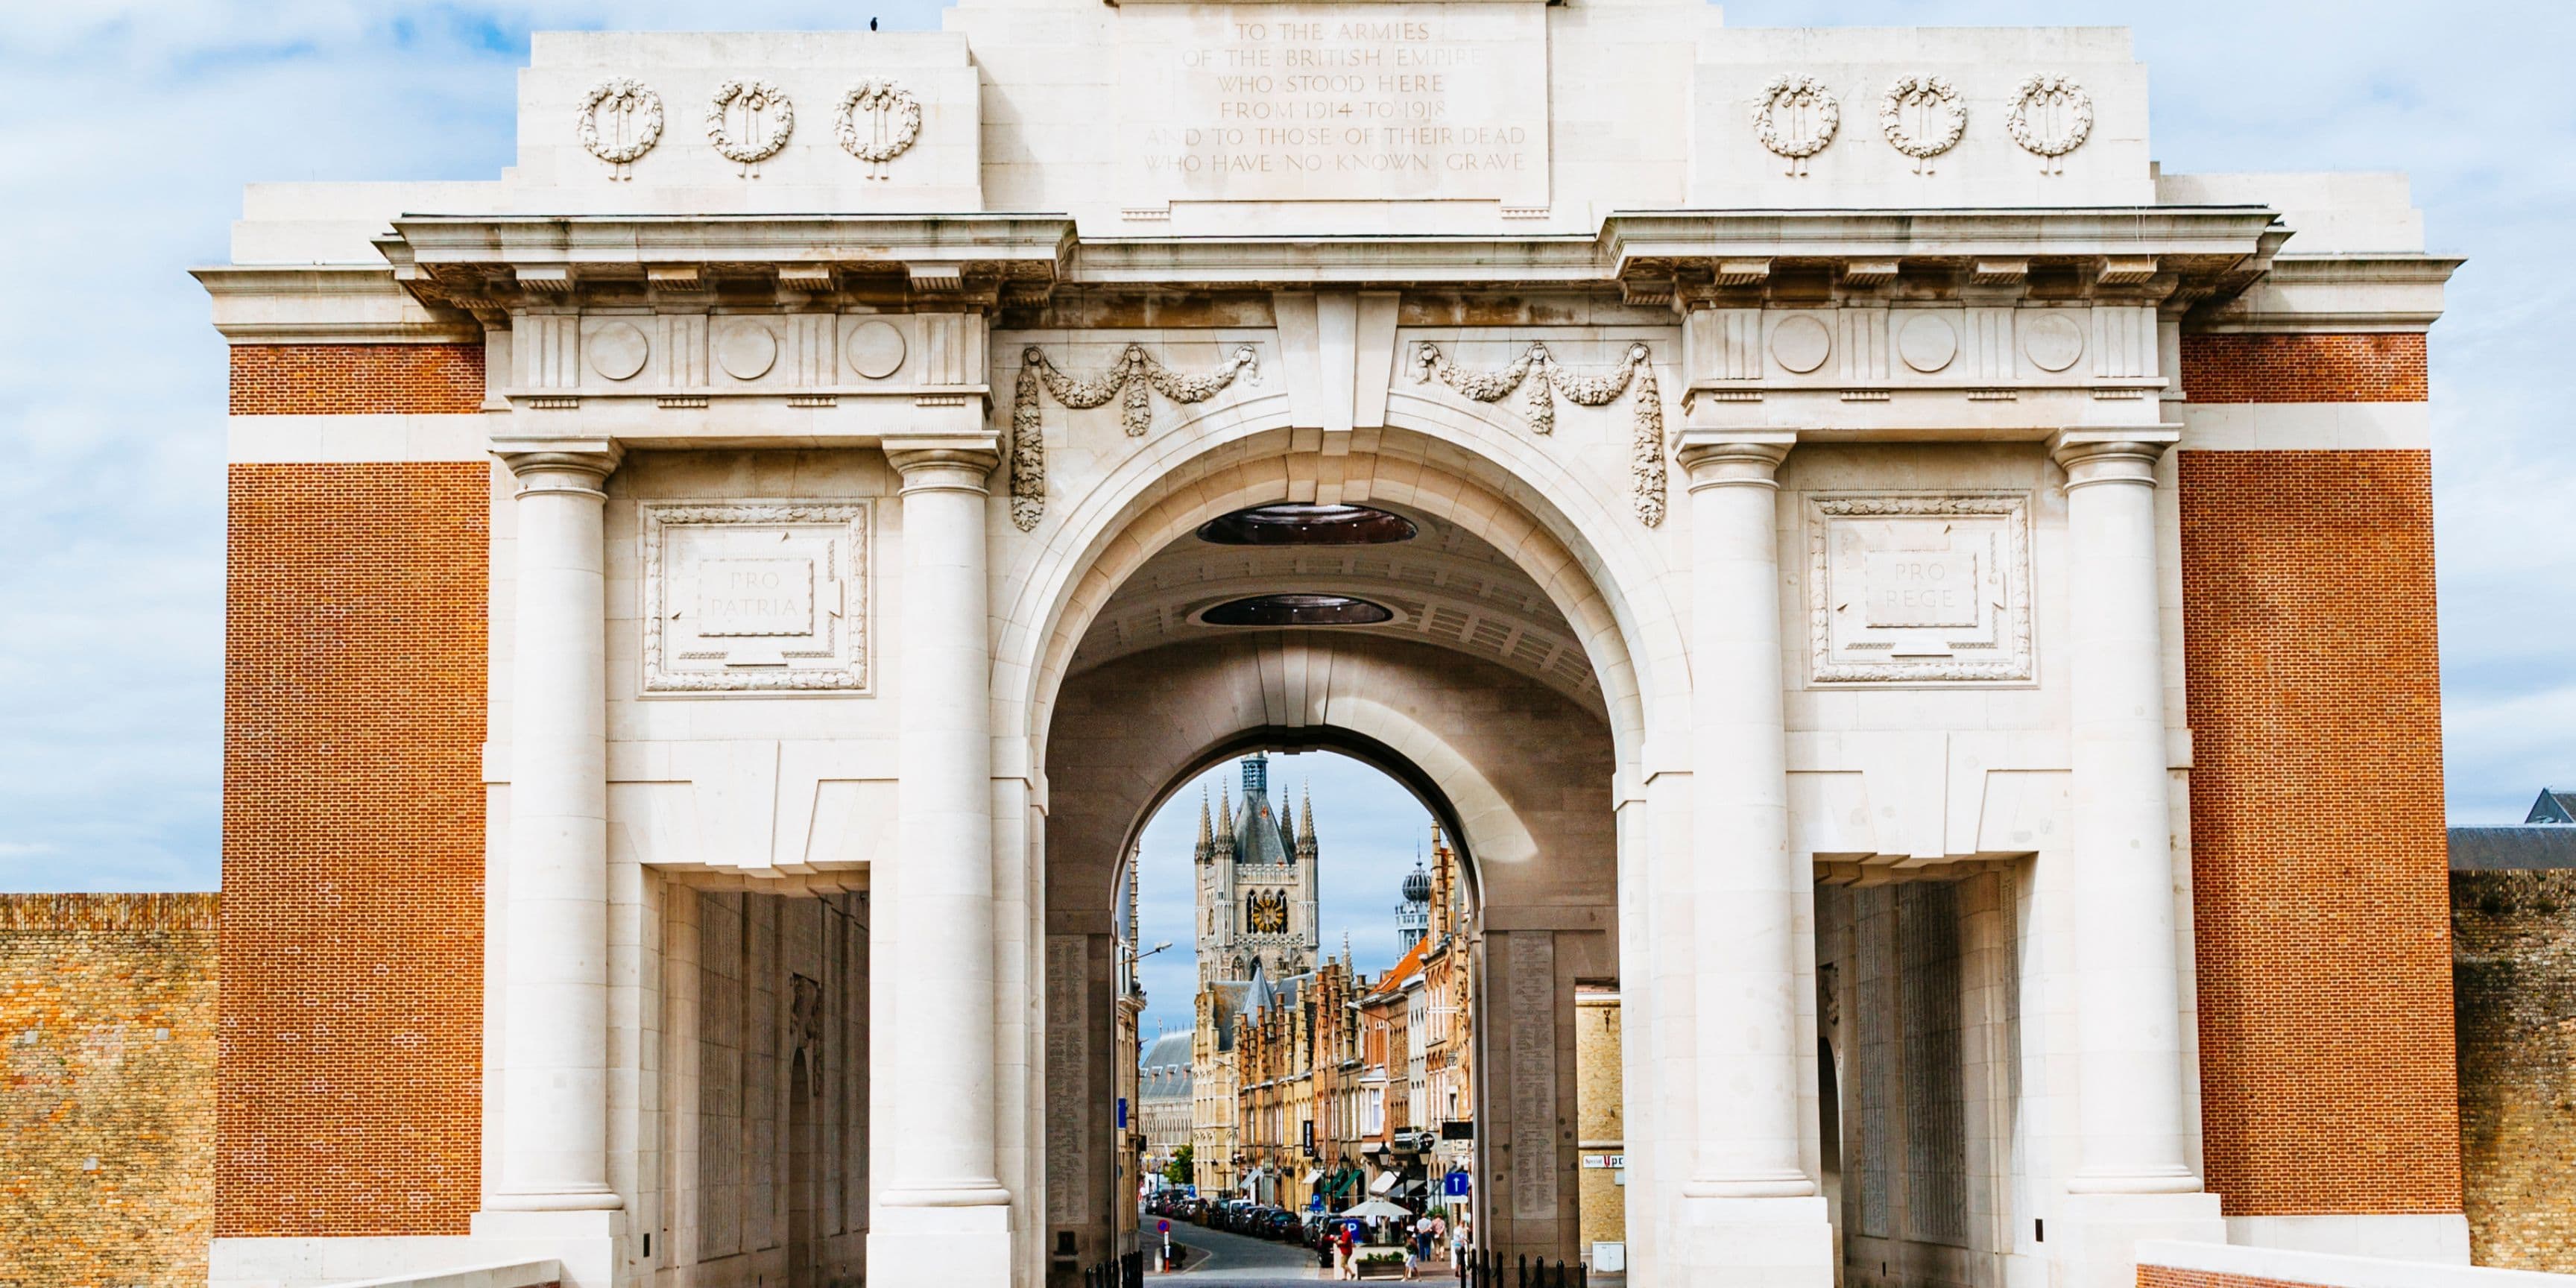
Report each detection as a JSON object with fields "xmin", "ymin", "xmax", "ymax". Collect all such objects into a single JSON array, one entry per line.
[
  {"xmin": 698, "ymin": 558, "xmax": 815, "ymax": 637},
  {"xmin": 1506, "ymin": 932, "xmax": 1559, "ymax": 1219},
  {"xmin": 1119, "ymin": 3, "xmax": 1547, "ymax": 206},
  {"xmin": 1863, "ymin": 551, "xmax": 1978, "ymax": 629},
  {"xmin": 1045, "ymin": 935, "xmax": 1089, "ymax": 1225}
]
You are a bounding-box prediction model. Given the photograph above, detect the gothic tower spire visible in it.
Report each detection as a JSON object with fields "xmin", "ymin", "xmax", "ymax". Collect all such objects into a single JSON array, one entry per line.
[{"xmin": 1195, "ymin": 786, "xmax": 1215, "ymax": 863}]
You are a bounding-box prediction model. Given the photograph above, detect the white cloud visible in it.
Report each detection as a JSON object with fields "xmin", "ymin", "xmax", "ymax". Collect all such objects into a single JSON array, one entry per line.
[{"xmin": 0, "ymin": 0, "xmax": 2562, "ymax": 901}]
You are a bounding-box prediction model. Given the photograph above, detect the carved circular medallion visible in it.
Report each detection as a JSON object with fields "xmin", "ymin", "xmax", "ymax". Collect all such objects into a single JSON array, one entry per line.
[
  {"xmin": 1770, "ymin": 314, "xmax": 1833, "ymax": 374},
  {"xmin": 716, "ymin": 320, "xmax": 780, "ymax": 380},
  {"xmin": 1751, "ymin": 75, "xmax": 1840, "ymax": 176},
  {"xmin": 835, "ymin": 80, "xmax": 923, "ymax": 164},
  {"xmin": 2021, "ymin": 312, "xmax": 2086, "ymax": 373},
  {"xmin": 1878, "ymin": 75, "xmax": 1965, "ymax": 172},
  {"xmin": 707, "ymin": 78, "xmax": 794, "ymax": 165},
  {"xmin": 846, "ymin": 320, "xmax": 907, "ymax": 379},
  {"xmin": 577, "ymin": 78, "xmax": 663, "ymax": 165},
  {"xmin": 587, "ymin": 321, "xmax": 650, "ymax": 382},
  {"xmin": 1897, "ymin": 314, "xmax": 1958, "ymax": 374},
  {"xmin": 2006, "ymin": 75, "xmax": 2093, "ymax": 174}
]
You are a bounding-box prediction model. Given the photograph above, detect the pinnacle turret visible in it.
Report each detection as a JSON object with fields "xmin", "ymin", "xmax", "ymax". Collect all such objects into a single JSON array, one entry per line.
[
  {"xmin": 1195, "ymin": 787, "xmax": 1215, "ymax": 862},
  {"xmin": 1296, "ymin": 782, "xmax": 1319, "ymax": 861}
]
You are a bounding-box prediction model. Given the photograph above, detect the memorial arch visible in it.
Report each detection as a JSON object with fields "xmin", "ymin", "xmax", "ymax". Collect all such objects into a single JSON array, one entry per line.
[{"xmin": 201, "ymin": 7, "xmax": 2464, "ymax": 1288}]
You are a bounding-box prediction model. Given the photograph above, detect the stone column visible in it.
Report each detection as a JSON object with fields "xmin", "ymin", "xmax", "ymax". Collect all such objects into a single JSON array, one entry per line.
[
  {"xmin": 1676, "ymin": 432, "xmax": 1808, "ymax": 1198},
  {"xmin": 871, "ymin": 439, "xmax": 1013, "ymax": 1287},
  {"xmin": 490, "ymin": 446, "xmax": 623, "ymax": 1214},
  {"xmin": 1673, "ymin": 430, "xmax": 1831, "ymax": 1288},
  {"xmin": 2051, "ymin": 432, "xmax": 2198, "ymax": 1193}
]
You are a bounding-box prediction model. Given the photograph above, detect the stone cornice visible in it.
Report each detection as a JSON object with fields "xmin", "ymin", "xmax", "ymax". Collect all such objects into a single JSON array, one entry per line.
[
  {"xmin": 376, "ymin": 213, "xmax": 1079, "ymax": 321},
  {"xmin": 192, "ymin": 265, "xmax": 482, "ymax": 344},
  {"xmin": 1604, "ymin": 206, "xmax": 2291, "ymax": 312},
  {"xmin": 2191, "ymin": 252, "xmax": 2466, "ymax": 334}
]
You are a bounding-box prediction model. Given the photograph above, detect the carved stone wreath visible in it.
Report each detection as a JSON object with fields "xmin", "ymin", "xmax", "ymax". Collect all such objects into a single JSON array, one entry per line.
[
  {"xmin": 707, "ymin": 78, "xmax": 795, "ymax": 168},
  {"xmin": 1878, "ymin": 75, "xmax": 1965, "ymax": 174},
  {"xmin": 577, "ymin": 78, "xmax": 663, "ymax": 170},
  {"xmin": 1751, "ymin": 75, "xmax": 1840, "ymax": 177},
  {"xmin": 1009, "ymin": 344, "xmax": 1262, "ymax": 531},
  {"xmin": 1412, "ymin": 341, "xmax": 1669, "ymax": 527},
  {"xmin": 836, "ymin": 79, "xmax": 922, "ymax": 168},
  {"xmin": 2006, "ymin": 75, "xmax": 2093, "ymax": 174}
]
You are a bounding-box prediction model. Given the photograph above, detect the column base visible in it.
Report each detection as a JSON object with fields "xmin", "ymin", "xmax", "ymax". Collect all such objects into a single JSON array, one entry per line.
[
  {"xmin": 2050, "ymin": 1190, "xmax": 2224, "ymax": 1288},
  {"xmin": 470, "ymin": 1208, "xmax": 628, "ymax": 1288},
  {"xmin": 1672, "ymin": 1195, "xmax": 1834, "ymax": 1288},
  {"xmin": 870, "ymin": 1201, "xmax": 1013, "ymax": 1288}
]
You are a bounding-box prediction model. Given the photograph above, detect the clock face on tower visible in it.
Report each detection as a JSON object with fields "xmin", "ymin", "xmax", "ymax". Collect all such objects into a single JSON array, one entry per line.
[{"xmin": 1246, "ymin": 889, "xmax": 1289, "ymax": 934}]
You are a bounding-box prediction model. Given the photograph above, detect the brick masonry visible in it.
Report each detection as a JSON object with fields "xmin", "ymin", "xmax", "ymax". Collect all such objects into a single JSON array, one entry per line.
[
  {"xmin": 228, "ymin": 344, "xmax": 486, "ymax": 415},
  {"xmin": 2452, "ymin": 869, "xmax": 2576, "ymax": 1270},
  {"xmin": 0, "ymin": 893, "xmax": 218, "ymax": 1288},
  {"xmin": 2176, "ymin": 448, "xmax": 2460, "ymax": 1216},
  {"xmin": 222, "ymin": 461, "xmax": 490, "ymax": 1235},
  {"xmin": 2179, "ymin": 334, "xmax": 2428, "ymax": 404},
  {"xmin": 2137, "ymin": 1266, "xmax": 2344, "ymax": 1288}
]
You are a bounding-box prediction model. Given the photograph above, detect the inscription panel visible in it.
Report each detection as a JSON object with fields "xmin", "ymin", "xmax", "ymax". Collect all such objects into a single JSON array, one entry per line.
[
  {"xmin": 1506, "ymin": 932, "xmax": 1559, "ymax": 1219},
  {"xmin": 641, "ymin": 502, "xmax": 870, "ymax": 694},
  {"xmin": 1117, "ymin": 3, "xmax": 1547, "ymax": 207},
  {"xmin": 1044, "ymin": 935, "xmax": 1089, "ymax": 1226},
  {"xmin": 1808, "ymin": 494, "xmax": 2033, "ymax": 685}
]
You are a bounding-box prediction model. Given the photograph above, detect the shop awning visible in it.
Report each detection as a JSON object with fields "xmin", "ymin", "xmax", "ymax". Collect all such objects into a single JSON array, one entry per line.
[
  {"xmin": 1370, "ymin": 1172, "xmax": 1399, "ymax": 1194},
  {"xmin": 1325, "ymin": 1169, "xmax": 1360, "ymax": 1197},
  {"xmin": 1304, "ymin": 1169, "xmax": 1323, "ymax": 1184}
]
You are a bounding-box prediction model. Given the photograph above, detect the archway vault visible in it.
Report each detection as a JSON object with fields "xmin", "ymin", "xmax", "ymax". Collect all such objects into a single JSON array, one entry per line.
[
  {"xmin": 991, "ymin": 400, "xmax": 1690, "ymax": 795},
  {"xmin": 1039, "ymin": 631, "xmax": 1622, "ymax": 1277}
]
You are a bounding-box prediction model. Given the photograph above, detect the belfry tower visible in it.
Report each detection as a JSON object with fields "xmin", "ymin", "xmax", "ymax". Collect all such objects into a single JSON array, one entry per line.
[{"xmin": 1194, "ymin": 754, "xmax": 1320, "ymax": 991}]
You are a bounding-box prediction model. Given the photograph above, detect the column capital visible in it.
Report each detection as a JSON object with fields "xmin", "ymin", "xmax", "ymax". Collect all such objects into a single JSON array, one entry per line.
[
  {"xmin": 495, "ymin": 439, "xmax": 623, "ymax": 498},
  {"xmin": 886, "ymin": 433, "xmax": 1003, "ymax": 494},
  {"xmin": 2048, "ymin": 429, "xmax": 2179, "ymax": 490},
  {"xmin": 1676, "ymin": 429, "xmax": 1796, "ymax": 490}
]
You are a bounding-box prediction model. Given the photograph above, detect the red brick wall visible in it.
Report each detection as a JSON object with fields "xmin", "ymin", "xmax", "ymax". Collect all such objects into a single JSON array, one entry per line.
[
  {"xmin": 229, "ymin": 344, "xmax": 485, "ymax": 415},
  {"xmin": 0, "ymin": 894, "xmax": 217, "ymax": 1288},
  {"xmin": 2177, "ymin": 448, "xmax": 2460, "ymax": 1215},
  {"xmin": 221, "ymin": 462, "xmax": 489, "ymax": 1235},
  {"xmin": 2138, "ymin": 1265, "xmax": 2341, "ymax": 1288},
  {"xmin": 2179, "ymin": 334, "xmax": 2427, "ymax": 403}
]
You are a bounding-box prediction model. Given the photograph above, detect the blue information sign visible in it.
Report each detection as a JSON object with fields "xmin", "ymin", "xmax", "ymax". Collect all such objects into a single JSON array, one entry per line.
[{"xmin": 1444, "ymin": 1171, "xmax": 1471, "ymax": 1197}]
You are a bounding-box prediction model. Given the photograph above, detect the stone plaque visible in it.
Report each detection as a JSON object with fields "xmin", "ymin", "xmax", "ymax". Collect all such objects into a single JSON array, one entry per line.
[
  {"xmin": 1808, "ymin": 494, "xmax": 2033, "ymax": 685},
  {"xmin": 1117, "ymin": 3, "xmax": 1547, "ymax": 208},
  {"xmin": 641, "ymin": 502, "xmax": 870, "ymax": 693}
]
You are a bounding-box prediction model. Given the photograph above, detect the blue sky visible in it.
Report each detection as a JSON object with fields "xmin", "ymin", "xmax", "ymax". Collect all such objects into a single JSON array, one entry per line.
[{"xmin": 0, "ymin": 1, "xmax": 2566, "ymax": 892}]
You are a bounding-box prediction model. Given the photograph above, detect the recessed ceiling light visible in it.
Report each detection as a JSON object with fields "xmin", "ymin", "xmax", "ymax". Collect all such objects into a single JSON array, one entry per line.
[
  {"xmin": 1199, "ymin": 594, "xmax": 1397, "ymax": 627},
  {"xmin": 1195, "ymin": 504, "xmax": 1418, "ymax": 546}
]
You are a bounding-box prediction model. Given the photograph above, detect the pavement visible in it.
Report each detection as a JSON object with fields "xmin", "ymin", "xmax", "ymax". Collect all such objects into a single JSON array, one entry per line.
[{"xmin": 1145, "ymin": 1219, "xmax": 1329, "ymax": 1284}]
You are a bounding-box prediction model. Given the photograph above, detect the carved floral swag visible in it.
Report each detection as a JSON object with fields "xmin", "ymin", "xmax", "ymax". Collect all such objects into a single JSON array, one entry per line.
[
  {"xmin": 1007, "ymin": 338, "xmax": 1668, "ymax": 531},
  {"xmin": 1009, "ymin": 343, "xmax": 1261, "ymax": 531},
  {"xmin": 1412, "ymin": 340, "xmax": 1670, "ymax": 526}
]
